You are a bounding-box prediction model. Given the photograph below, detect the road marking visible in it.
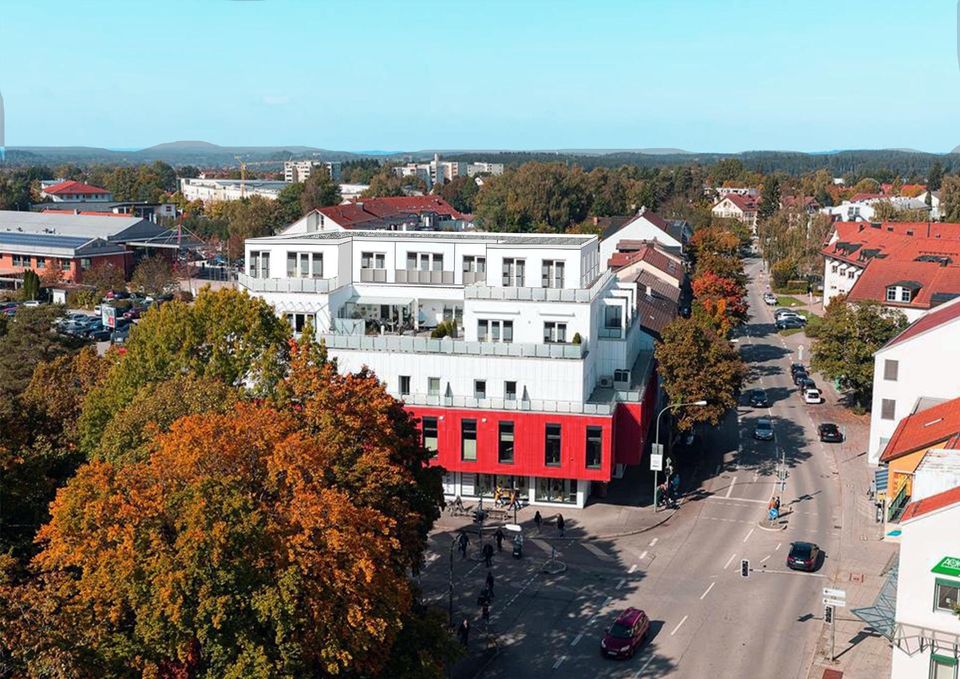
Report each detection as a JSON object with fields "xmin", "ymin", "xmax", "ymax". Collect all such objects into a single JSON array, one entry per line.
[
  {"xmin": 761, "ymin": 568, "xmax": 827, "ymax": 578},
  {"xmin": 670, "ymin": 615, "xmax": 688, "ymax": 636},
  {"xmin": 553, "ymin": 656, "xmax": 566, "ymax": 669},
  {"xmin": 628, "ymin": 564, "xmax": 638, "ymax": 574},
  {"xmin": 725, "ymin": 477, "xmax": 737, "ymax": 498},
  {"xmin": 743, "ymin": 528, "xmax": 755, "ymax": 543},
  {"xmin": 531, "ymin": 539, "xmax": 552, "ymax": 554},
  {"xmin": 776, "ymin": 542, "xmax": 782, "ymax": 551},
  {"xmin": 639, "ymin": 550, "xmax": 648, "ymax": 560},
  {"xmin": 571, "ymin": 633, "xmax": 583, "ymax": 647},
  {"xmin": 616, "ymin": 578, "xmax": 626, "ymax": 590},
  {"xmin": 706, "ymin": 496, "xmax": 769, "ymax": 504},
  {"xmin": 760, "ymin": 554, "xmax": 771, "ymax": 564},
  {"xmin": 700, "ymin": 582, "xmax": 716, "ymax": 600},
  {"xmin": 649, "ymin": 538, "xmax": 658, "ymax": 547},
  {"xmin": 583, "ymin": 542, "xmax": 615, "ymax": 561},
  {"xmin": 724, "ymin": 552, "xmax": 736, "ymax": 569},
  {"xmin": 636, "ymin": 653, "xmax": 655, "ymax": 676}
]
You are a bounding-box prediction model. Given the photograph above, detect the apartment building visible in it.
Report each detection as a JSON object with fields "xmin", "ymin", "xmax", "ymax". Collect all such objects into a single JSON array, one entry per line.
[
  {"xmin": 238, "ymin": 228, "xmax": 658, "ymax": 508},
  {"xmin": 711, "ymin": 193, "xmax": 758, "ymax": 232},
  {"xmin": 283, "ymin": 160, "xmax": 342, "ymax": 183},
  {"xmin": 179, "ymin": 178, "xmax": 289, "ymax": 203}
]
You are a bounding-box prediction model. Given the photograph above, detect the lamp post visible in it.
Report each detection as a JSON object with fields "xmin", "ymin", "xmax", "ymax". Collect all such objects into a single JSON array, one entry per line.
[
  {"xmin": 653, "ymin": 400, "xmax": 707, "ymax": 511},
  {"xmin": 448, "ymin": 536, "xmax": 458, "ymax": 627}
]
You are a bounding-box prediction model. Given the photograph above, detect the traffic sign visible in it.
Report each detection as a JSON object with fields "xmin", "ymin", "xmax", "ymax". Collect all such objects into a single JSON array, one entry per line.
[
  {"xmin": 822, "ymin": 597, "xmax": 846, "ymax": 608},
  {"xmin": 740, "ymin": 559, "xmax": 749, "ymax": 578},
  {"xmin": 823, "ymin": 587, "xmax": 846, "ymax": 600},
  {"xmin": 650, "ymin": 453, "xmax": 663, "ymax": 472},
  {"xmin": 651, "ymin": 443, "xmax": 664, "ymax": 456},
  {"xmin": 824, "ymin": 605, "xmax": 834, "ymax": 625}
]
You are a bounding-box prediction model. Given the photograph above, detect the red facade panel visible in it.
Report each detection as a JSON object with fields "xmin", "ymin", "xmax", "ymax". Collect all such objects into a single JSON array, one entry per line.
[{"xmin": 613, "ymin": 374, "xmax": 658, "ymax": 465}]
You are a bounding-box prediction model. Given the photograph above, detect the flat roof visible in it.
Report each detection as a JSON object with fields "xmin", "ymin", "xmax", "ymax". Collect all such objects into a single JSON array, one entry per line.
[
  {"xmin": 252, "ymin": 229, "xmax": 597, "ymax": 247},
  {"xmin": 0, "ymin": 209, "xmax": 146, "ymax": 239}
]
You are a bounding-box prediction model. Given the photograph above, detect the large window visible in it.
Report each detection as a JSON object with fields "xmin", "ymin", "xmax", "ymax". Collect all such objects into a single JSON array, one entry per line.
[
  {"xmin": 462, "ymin": 419, "xmax": 477, "ymax": 461},
  {"xmin": 422, "ymin": 417, "xmax": 438, "ymax": 458},
  {"xmin": 361, "ymin": 251, "xmax": 385, "ymax": 269},
  {"xmin": 249, "ymin": 251, "xmax": 270, "ymax": 278},
  {"xmin": 35, "ymin": 257, "xmax": 46, "ymax": 269},
  {"xmin": 399, "ymin": 375, "xmax": 411, "ymax": 396},
  {"xmin": 541, "ymin": 260, "xmax": 565, "ymax": 288},
  {"xmin": 286, "ymin": 251, "xmax": 322, "ymax": 278},
  {"xmin": 474, "ymin": 380, "xmax": 487, "ymax": 399},
  {"xmin": 881, "ymin": 399, "xmax": 896, "ymax": 421},
  {"xmin": 285, "ymin": 313, "xmax": 315, "ymax": 333},
  {"xmin": 59, "ymin": 258, "xmax": 71, "ymax": 271},
  {"xmin": 463, "ymin": 255, "xmax": 486, "ymax": 273},
  {"xmin": 428, "ymin": 377, "xmax": 441, "ymax": 396},
  {"xmin": 586, "ymin": 426, "xmax": 603, "ymax": 469},
  {"xmin": 545, "ymin": 423, "xmax": 561, "ymax": 466},
  {"xmin": 478, "ymin": 319, "xmax": 513, "ymax": 343},
  {"xmin": 505, "ymin": 381, "xmax": 517, "ymax": 401},
  {"xmin": 536, "ymin": 477, "xmax": 577, "ymax": 504},
  {"xmin": 407, "ymin": 252, "xmax": 443, "ymax": 272},
  {"xmin": 11, "ymin": 255, "xmax": 24, "ymax": 267},
  {"xmin": 884, "ymin": 359, "xmax": 899, "ymax": 381},
  {"xmin": 544, "ymin": 321, "xmax": 567, "ymax": 343},
  {"xmin": 935, "ymin": 578, "xmax": 960, "ymax": 612},
  {"xmin": 502, "ymin": 258, "xmax": 525, "ymax": 287},
  {"xmin": 604, "ymin": 305, "xmax": 623, "ymax": 328},
  {"xmin": 498, "ymin": 422, "xmax": 514, "ymax": 464}
]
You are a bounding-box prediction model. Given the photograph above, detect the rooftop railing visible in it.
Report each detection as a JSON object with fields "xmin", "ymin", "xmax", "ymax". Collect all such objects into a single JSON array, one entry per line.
[
  {"xmin": 464, "ymin": 269, "xmax": 614, "ymax": 303},
  {"xmin": 318, "ymin": 333, "xmax": 588, "ymax": 359},
  {"xmin": 238, "ymin": 272, "xmax": 342, "ymax": 293}
]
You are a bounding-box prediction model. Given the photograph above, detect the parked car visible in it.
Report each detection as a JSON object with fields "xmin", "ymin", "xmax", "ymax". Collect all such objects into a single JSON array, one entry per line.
[
  {"xmin": 787, "ymin": 542, "xmax": 821, "ymax": 571},
  {"xmin": 111, "ymin": 326, "xmax": 131, "ymax": 344},
  {"xmin": 123, "ymin": 307, "xmax": 144, "ymax": 320},
  {"xmin": 792, "ymin": 369, "xmax": 809, "ymax": 386},
  {"xmin": 749, "ymin": 389, "xmax": 769, "ymax": 408},
  {"xmin": 818, "ymin": 423, "xmax": 844, "ymax": 443},
  {"xmin": 753, "ymin": 417, "xmax": 774, "ymax": 441},
  {"xmin": 790, "ymin": 363, "xmax": 806, "ymax": 377},
  {"xmin": 763, "ymin": 292, "xmax": 777, "ymax": 305},
  {"xmin": 22, "ymin": 300, "xmax": 41, "ymax": 307},
  {"xmin": 89, "ymin": 328, "xmax": 112, "ymax": 342},
  {"xmin": 777, "ymin": 317, "xmax": 805, "ymax": 330},
  {"xmin": 798, "ymin": 377, "xmax": 817, "ymax": 391},
  {"xmin": 803, "ymin": 388, "xmax": 822, "ymax": 404},
  {"xmin": 601, "ymin": 608, "xmax": 650, "ymax": 659}
]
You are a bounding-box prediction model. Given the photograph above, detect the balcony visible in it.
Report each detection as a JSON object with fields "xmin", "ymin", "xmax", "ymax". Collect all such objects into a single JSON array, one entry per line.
[
  {"xmin": 400, "ymin": 392, "xmax": 614, "ymax": 416},
  {"xmin": 394, "ymin": 269, "xmax": 455, "ymax": 285},
  {"xmin": 462, "ymin": 270, "xmax": 484, "ymax": 286},
  {"xmin": 359, "ymin": 268, "xmax": 387, "ymax": 283},
  {"xmin": 238, "ymin": 272, "xmax": 342, "ymax": 293},
  {"xmin": 318, "ymin": 332, "xmax": 588, "ymax": 359},
  {"xmin": 464, "ymin": 269, "xmax": 614, "ymax": 303}
]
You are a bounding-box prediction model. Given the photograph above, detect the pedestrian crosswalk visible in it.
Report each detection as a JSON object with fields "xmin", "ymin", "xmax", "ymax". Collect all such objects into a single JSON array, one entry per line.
[{"xmin": 424, "ymin": 535, "xmax": 621, "ymax": 570}]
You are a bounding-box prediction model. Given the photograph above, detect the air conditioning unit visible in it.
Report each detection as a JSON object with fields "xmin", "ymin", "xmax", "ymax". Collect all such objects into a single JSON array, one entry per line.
[{"xmin": 599, "ymin": 376, "xmax": 613, "ymax": 389}]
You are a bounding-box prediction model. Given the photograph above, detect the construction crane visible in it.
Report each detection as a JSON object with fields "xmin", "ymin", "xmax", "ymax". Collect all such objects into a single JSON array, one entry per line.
[{"xmin": 234, "ymin": 155, "xmax": 247, "ymax": 198}]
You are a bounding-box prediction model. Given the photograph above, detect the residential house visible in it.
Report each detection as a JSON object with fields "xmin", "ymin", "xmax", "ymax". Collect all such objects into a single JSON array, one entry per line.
[
  {"xmin": 597, "ymin": 206, "xmax": 690, "ymax": 264},
  {"xmin": 712, "ymin": 194, "xmax": 758, "ymax": 232},
  {"xmin": 40, "ymin": 180, "xmax": 113, "ymax": 203},
  {"xmin": 847, "ymin": 257, "xmax": 960, "ymax": 322},
  {"xmin": 283, "ymin": 160, "xmax": 342, "ymax": 183},
  {"xmin": 281, "ymin": 196, "xmax": 469, "ymax": 234},
  {"xmin": 608, "ymin": 242, "xmax": 685, "ymax": 290}
]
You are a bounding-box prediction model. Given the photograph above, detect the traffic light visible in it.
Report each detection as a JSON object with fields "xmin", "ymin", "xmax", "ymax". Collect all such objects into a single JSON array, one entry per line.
[
  {"xmin": 824, "ymin": 605, "xmax": 834, "ymax": 625},
  {"xmin": 740, "ymin": 559, "xmax": 749, "ymax": 577}
]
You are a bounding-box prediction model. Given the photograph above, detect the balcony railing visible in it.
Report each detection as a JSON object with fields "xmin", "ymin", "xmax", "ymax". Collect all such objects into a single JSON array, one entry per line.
[
  {"xmin": 394, "ymin": 269, "xmax": 455, "ymax": 285},
  {"xmin": 318, "ymin": 333, "xmax": 588, "ymax": 359},
  {"xmin": 359, "ymin": 268, "xmax": 387, "ymax": 283},
  {"xmin": 399, "ymin": 392, "xmax": 614, "ymax": 415},
  {"xmin": 462, "ymin": 270, "xmax": 484, "ymax": 286},
  {"xmin": 238, "ymin": 272, "xmax": 341, "ymax": 293},
  {"xmin": 464, "ymin": 269, "xmax": 614, "ymax": 303}
]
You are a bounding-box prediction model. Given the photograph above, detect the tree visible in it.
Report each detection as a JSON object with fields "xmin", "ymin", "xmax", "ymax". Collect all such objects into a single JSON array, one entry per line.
[
  {"xmin": 654, "ymin": 316, "xmax": 746, "ymax": 429},
  {"xmin": 770, "ymin": 258, "xmax": 798, "ymax": 289},
  {"xmin": 130, "ymin": 256, "xmax": 176, "ymax": 296},
  {"xmin": 276, "ymin": 181, "xmax": 305, "ymax": 224},
  {"xmin": 438, "ymin": 175, "xmax": 479, "ymax": 214},
  {"xmin": 692, "ymin": 271, "xmax": 748, "ymax": 330},
  {"xmin": 811, "ymin": 298, "xmax": 908, "ymax": 408},
  {"xmin": 928, "ymin": 160, "xmax": 944, "ymax": 192},
  {"xmin": 689, "ymin": 226, "xmax": 740, "ymax": 260},
  {"xmin": 81, "ymin": 260, "xmax": 125, "ymax": 294},
  {"xmin": 759, "ymin": 176, "xmax": 781, "ymax": 220},
  {"xmin": 695, "ymin": 251, "xmax": 746, "ymax": 285},
  {"xmin": 21, "ymin": 270, "xmax": 40, "ymax": 301},
  {"xmin": 300, "ymin": 166, "xmax": 341, "ymax": 213},
  {"xmin": 940, "ymin": 176, "xmax": 960, "ymax": 222}
]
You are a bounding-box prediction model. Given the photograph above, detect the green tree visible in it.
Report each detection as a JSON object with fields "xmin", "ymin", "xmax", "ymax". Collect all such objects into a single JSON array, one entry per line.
[
  {"xmin": 21, "ymin": 270, "xmax": 40, "ymax": 301},
  {"xmin": 759, "ymin": 176, "xmax": 781, "ymax": 220},
  {"xmin": 940, "ymin": 176, "xmax": 960, "ymax": 222},
  {"xmin": 276, "ymin": 181, "xmax": 305, "ymax": 224},
  {"xmin": 928, "ymin": 160, "xmax": 944, "ymax": 192},
  {"xmin": 80, "ymin": 260, "xmax": 125, "ymax": 294},
  {"xmin": 438, "ymin": 175, "xmax": 479, "ymax": 213},
  {"xmin": 130, "ymin": 256, "xmax": 176, "ymax": 296},
  {"xmin": 811, "ymin": 298, "xmax": 908, "ymax": 408},
  {"xmin": 300, "ymin": 166, "xmax": 341, "ymax": 213}
]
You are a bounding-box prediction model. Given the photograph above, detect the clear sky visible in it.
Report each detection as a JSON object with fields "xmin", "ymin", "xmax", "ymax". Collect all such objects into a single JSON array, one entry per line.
[{"xmin": 2, "ymin": 0, "xmax": 959, "ymax": 153}]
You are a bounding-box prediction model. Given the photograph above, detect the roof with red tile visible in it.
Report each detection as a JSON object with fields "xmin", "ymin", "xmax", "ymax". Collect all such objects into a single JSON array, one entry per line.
[
  {"xmin": 901, "ymin": 485, "xmax": 960, "ymax": 523},
  {"xmin": 822, "ymin": 222, "xmax": 960, "ymax": 267},
  {"xmin": 717, "ymin": 193, "xmax": 758, "ymax": 212},
  {"xmin": 42, "ymin": 180, "xmax": 111, "ymax": 196},
  {"xmin": 847, "ymin": 258, "xmax": 960, "ymax": 310},
  {"xmin": 883, "ymin": 296, "xmax": 960, "ymax": 349},
  {"xmin": 608, "ymin": 243, "xmax": 682, "ymax": 280},
  {"xmin": 317, "ymin": 196, "xmax": 464, "ymax": 228},
  {"xmin": 781, "ymin": 195, "xmax": 820, "ymax": 210},
  {"xmin": 850, "ymin": 192, "xmax": 885, "ymax": 203},
  {"xmin": 880, "ymin": 396, "xmax": 960, "ymax": 463}
]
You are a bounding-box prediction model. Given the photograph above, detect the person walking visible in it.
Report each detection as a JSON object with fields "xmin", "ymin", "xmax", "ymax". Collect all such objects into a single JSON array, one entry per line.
[
  {"xmin": 457, "ymin": 532, "xmax": 469, "ymax": 559},
  {"xmin": 534, "ymin": 510, "xmax": 542, "ymax": 534},
  {"xmin": 556, "ymin": 514, "xmax": 565, "ymax": 537},
  {"xmin": 481, "ymin": 600, "xmax": 490, "ymax": 623},
  {"xmin": 494, "ymin": 527, "xmax": 505, "ymax": 552},
  {"xmin": 485, "ymin": 570, "xmax": 495, "ymax": 598},
  {"xmin": 457, "ymin": 618, "xmax": 470, "ymax": 646},
  {"xmin": 482, "ymin": 542, "xmax": 494, "ymax": 568}
]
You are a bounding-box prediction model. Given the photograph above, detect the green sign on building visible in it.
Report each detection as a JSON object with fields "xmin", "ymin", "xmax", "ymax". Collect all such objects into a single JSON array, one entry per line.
[{"xmin": 932, "ymin": 556, "xmax": 960, "ymax": 577}]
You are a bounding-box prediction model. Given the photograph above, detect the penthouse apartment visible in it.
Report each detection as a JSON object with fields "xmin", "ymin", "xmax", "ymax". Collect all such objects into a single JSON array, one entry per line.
[{"xmin": 239, "ymin": 228, "xmax": 658, "ymax": 508}]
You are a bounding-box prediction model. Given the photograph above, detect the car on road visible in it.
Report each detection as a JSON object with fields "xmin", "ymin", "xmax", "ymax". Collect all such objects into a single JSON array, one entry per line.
[
  {"xmin": 792, "ymin": 369, "xmax": 810, "ymax": 386},
  {"xmin": 790, "ymin": 363, "xmax": 806, "ymax": 377},
  {"xmin": 803, "ymin": 388, "xmax": 822, "ymax": 404},
  {"xmin": 763, "ymin": 292, "xmax": 777, "ymax": 305},
  {"xmin": 798, "ymin": 377, "xmax": 817, "ymax": 391},
  {"xmin": 753, "ymin": 417, "xmax": 774, "ymax": 441},
  {"xmin": 777, "ymin": 317, "xmax": 805, "ymax": 330},
  {"xmin": 818, "ymin": 423, "xmax": 844, "ymax": 443},
  {"xmin": 601, "ymin": 608, "xmax": 649, "ymax": 659},
  {"xmin": 749, "ymin": 389, "xmax": 769, "ymax": 408},
  {"xmin": 787, "ymin": 542, "xmax": 821, "ymax": 571}
]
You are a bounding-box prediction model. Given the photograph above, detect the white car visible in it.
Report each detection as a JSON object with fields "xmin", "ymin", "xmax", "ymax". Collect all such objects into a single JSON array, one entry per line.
[
  {"xmin": 804, "ymin": 388, "xmax": 822, "ymax": 404},
  {"xmin": 776, "ymin": 311, "xmax": 806, "ymax": 323},
  {"xmin": 763, "ymin": 292, "xmax": 777, "ymax": 305}
]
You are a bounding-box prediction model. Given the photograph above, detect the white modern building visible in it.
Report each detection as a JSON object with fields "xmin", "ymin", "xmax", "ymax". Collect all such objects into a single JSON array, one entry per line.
[
  {"xmin": 891, "ymin": 486, "xmax": 960, "ymax": 679},
  {"xmin": 284, "ymin": 160, "xmax": 342, "ymax": 183},
  {"xmin": 467, "ymin": 162, "xmax": 505, "ymax": 177},
  {"xmin": 238, "ymin": 227, "xmax": 661, "ymax": 508},
  {"xmin": 869, "ymin": 298, "xmax": 960, "ymax": 465},
  {"xmin": 179, "ymin": 178, "xmax": 289, "ymax": 202}
]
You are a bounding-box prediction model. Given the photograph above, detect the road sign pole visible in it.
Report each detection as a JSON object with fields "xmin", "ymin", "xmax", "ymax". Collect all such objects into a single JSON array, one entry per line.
[{"xmin": 831, "ymin": 611, "xmax": 836, "ymax": 662}]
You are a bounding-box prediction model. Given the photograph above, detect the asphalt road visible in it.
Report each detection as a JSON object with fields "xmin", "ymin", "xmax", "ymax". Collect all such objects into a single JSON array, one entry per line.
[{"xmin": 420, "ymin": 257, "xmax": 845, "ymax": 678}]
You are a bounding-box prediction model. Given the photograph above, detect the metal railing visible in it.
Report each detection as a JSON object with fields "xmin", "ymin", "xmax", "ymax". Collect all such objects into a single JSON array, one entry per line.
[
  {"xmin": 399, "ymin": 392, "xmax": 614, "ymax": 415},
  {"xmin": 238, "ymin": 272, "xmax": 342, "ymax": 293},
  {"xmin": 318, "ymin": 332, "xmax": 588, "ymax": 359},
  {"xmin": 464, "ymin": 269, "xmax": 614, "ymax": 303}
]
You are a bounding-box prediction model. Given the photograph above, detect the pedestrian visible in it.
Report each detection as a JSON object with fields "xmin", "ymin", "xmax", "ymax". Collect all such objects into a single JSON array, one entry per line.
[
  {"xmin": 458, "ymin": 532, "xmax": 469, "ymax": 559},
  {"xmin": 557, "ymin": 514, "xmax": 565, "ymax": 537},
  {"xmin": 494, "ymin": 527, "xmax": 505, "ymax": 552},
  {"xmin": 485, "ymin": 570, "xmax": 495, "ymax": 597},
  {"xmin": 481, "ymin": 601, "xmax": 490, "ymax": 623},
  {"xmin": 775, "ymin": 496, "xmax": 781, "ymax": 513},
  {"xmin": 671, "ymin": 473, "xmax": 681, "ymax": 495},
  {"xmin": 457, "ymin": 618, "xmax": 470, "ymax": 646},
  {"xmin": 482, "ymin": 542, "xmax": 494, "ymax": 567},
  {"xmin": 534, "ymin": 510, "xmax": 542, "ymax": 534}
]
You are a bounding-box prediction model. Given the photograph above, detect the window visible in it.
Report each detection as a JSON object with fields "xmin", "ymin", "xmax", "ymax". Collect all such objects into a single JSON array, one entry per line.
[
  {"xmin": 478, "ymin": 319, "xmax": 513, "ymax": 343},
  {"xmin": 886, "ymin": 287, "xmax": 898, "ymax": 302},
  {"xmin": 586, "ymin": 426, "xmax": 603, "ymax": 469},
  {"xmin": 498, "ymin": 422, "xmax": 514, "ymax": 464},
  {"xmin": 847, "ymin": 270, "xmax": 855, "ymax": 279},
  {"xmin": 474, "ymin": 380, "xmax": 487, "ymax": 399},
  {"xmin": 399, "ymin": 375, "xmax": 411, "ymax": 396},
  {"xmin": 11, "ymin": 254, "xmax": 23, "ymax": 267},
  {"xmin": 604, "ymin": 305, "xmax": 623, "ymax": 328},
  {"xmin": 536, "ymin": 477, "xmax": 577, "ymax": 504},
  {"xmin": 544, "ymin": 321, "xmax": 567, "ymax": 343},
  {"xmin": 428, "ymin": 377, "xmax": 441, "ymax": 396},
  {"xmin": 541, "ymin": 260, "xmax": 565, "ymax": 288},
  {"xmin": 422, "ymin": 417, "xmax": 438, "ymax": 458},
  {"xmin": 935, "ymin": 579, "xmax": 960, "ymax": 613},
  {"xmin": 502, "ymin": 258, "xmax": 525, "ymax": 287},
  {"xmin": 35, "ymin": 257, "xmax": 46, "ymax": 269},
  {"xmin": 900, "ymin": 288, "xmax": 913, "ymax": 303},
  {"xmin": 286, "ymin": 251, "xmax": 322, "ymax": 278},
  {"xmin": 60, "ymin": 258, "xmax": 71, "ymax": 271},
  {"xmin": 884, "ymin": 359, "xmax": 899, "ymax": 381},
  {"xmin": 361, "ymin": 251, "xmax": 385, "ymax": 269},
  {"xmin": 407, "ymin": 252, "xmax": 443, "ymax": 271},
  {"xmin": 285, "ymin": 313, "xmax": 315, "ymax": 333},
  {"xmin": 463, "ymin": 255, "xmax": 486, "ymax": 273},
  {"xmin": 462, "ymin": 420, "xmax": 477, "ymax": 461},
  {"xmin": 614, "ymin": 369, "xmax": 631, "ymax": 383},
  {"xmin": 249, "ymin": 251, "xmax": 270, "ymax": 278},
  {"xmin": 881, "ymin": 399, "xmax": 896, "ymax": 421},
  {"xmin": 831, "ymin": 264, "xmax": 838, "ymax": 273},
  {"xmin": 545, "ymin": 423, "xmax": 561, "ymax": 466},
  {"xmin": 505, "ymin": 381, "xmax": 517, "ymax": 401},
  {"xmin": 80, "ymin": 258, "xmax": 91, "ymax": 270},
  {"xmin": 931, "ymin": 654, "xmax": 958, "ymax": 679}
]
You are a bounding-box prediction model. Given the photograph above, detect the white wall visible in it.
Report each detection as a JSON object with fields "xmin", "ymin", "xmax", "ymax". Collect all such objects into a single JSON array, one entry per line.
[{"xmin": 598, "ymin": 213, "xmax": 681, "ymax": 266}]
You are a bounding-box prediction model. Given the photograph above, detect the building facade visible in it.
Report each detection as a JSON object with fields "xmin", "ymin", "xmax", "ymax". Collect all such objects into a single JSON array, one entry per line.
[
  {"xmin": 711, "ymin": 194, "xmax": 758, "ymax": 232},
  {"xmin": 284, "ymin": 160, "xmax": 342, "ymax": 183},
  {"xmin": 238, "ymin": 228, "xmax": 658, "ymax": 507},
  {"xmin": 40, "ymin": 180, "xmax": 113, "ymax": 203}
]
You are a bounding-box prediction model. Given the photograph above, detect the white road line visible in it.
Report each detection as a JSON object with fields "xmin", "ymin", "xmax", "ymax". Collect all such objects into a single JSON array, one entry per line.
[
  {"xmin": 776, "ymin": 542, "xmax": 782, "ymax": 551},
  {"xmin": 725, "ymin": 477, "xmax": 737, "ymax": 498},
  {"xmin": 724, "ymin": 552, "xmax": 737, "ymax": 569},
  {"xmin": 649, "ymin": 538, "xmax": 658, "ymax": 547},
  {"xmin": 628, "ymin": 564, "xmax": 638, "ymax": 574},
  {"xmin": 583, "ymin": 542, "xmax": 615, "ymax": 561},
  {"xmin": 616, "ymin": 578, "xmax": 626, "ymax": 590},
  {"xmin": 571, "ymin": 633, "xmax": 583, "ymax": 647},
  {"xmin": 639, "ymin": 550, "xmax": 648, "ymax": 560},
  {"xmin": 636, "ymin": 654, "xmax": 655, "ymax": 676},
  {"xmin": 531, "ymin": 538, "xmax": 552, "ymax": 554},
  {"xmin": 760, "ymin": 554, "xmax": 771, "ymax": 564},
  {"xmin": 553, "ymin": 656, "xmax": 566, "ymax": 669},
  {"xmin": 706, "ymin": 496, "xmax": 769, "ymax": 504},
  {"xmin": 670, "ymin": 615, "xmax": 688, "ymax": 636},
  {"xmin": 743, "ymin": 528, "xmax": 755, "ymax": 543},
  {"xmin": 699, "ymin": 582, "xmax": 716, "ymax": 600}
]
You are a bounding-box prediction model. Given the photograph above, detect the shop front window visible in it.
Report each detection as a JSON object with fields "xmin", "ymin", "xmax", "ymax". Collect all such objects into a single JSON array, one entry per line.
[{"xmin": 536, "ymin": 477, "xmax": 578, "ymax": 504}]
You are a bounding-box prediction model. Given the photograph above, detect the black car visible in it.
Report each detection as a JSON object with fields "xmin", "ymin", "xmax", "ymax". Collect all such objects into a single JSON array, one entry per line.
[
  {"xmin": 787, "ymin": 542, "xmax": 821, "ymax": 572},
  {"xmin": 777, "ymin": 317, "xmax": 805, "ymax": 330},
  {"xmin": 89, "ymin": 328, "xmax": 112, "ymax": 342},
  {"xmin": 798, "ymin": 377, "xmax": 817, "ymax": 391},
  {"xmin": 792, "ymin": 370, "xmax": 809, "ymax": 386},
  {"xmin": 749, "ymin": 389, "xmax": 769, "ymax": 408},
  {"xmin": 818, "ymin": 423, "xmax": 843, "ymax": 443},
  {"xmin": 790, "ymin": 363, "xmax": 806, "ymax": 377}
]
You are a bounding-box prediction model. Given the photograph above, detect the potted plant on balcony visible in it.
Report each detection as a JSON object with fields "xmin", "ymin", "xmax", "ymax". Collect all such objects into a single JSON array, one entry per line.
[{"xmin": 572, "ymin": 332, "xmax": 582, "ymax": 345}]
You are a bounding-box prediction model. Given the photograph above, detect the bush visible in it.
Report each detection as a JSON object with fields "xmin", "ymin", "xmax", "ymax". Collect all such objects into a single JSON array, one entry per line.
[
  {"xmin": 770, "ymin": 259, "xmax": 798, "ymax": 289},
  {"xmin": 572, "ymin": 332, "xmax": 582, "ymax": 345},
  {"xmin": 67, "ymin": 289, "xmax": 100, "ymax": 309},
  {"xmin": 430, "ymin": 320, "xmax": 456, "ymax": 339},
  {"xmin": 173, "ymin": 289, "xmax": 194, "ymax": 303}
]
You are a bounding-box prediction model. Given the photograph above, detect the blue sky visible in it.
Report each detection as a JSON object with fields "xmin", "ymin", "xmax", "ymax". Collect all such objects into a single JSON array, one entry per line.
[{"xmin": 2, "ymin": 0, "xmax": 959, "ymax": 152}]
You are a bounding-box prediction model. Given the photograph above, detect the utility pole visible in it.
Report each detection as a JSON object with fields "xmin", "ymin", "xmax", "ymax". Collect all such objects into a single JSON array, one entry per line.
[{"xmin": 653, "ymin": 401, "xmax": 707, "ymax": 511}]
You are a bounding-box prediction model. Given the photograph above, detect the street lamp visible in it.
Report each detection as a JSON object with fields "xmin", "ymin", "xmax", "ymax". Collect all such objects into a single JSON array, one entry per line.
[{"xmin": 653, "ymin": 400, "xmax": 707, "ymax": 512}]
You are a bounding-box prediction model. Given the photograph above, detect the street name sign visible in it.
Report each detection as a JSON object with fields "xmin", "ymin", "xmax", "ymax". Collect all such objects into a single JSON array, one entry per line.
[
  {"xmin": 822, "ymin": 597, "xmax": 846, "ymax": 608},
  {"xmin": 823, "ymin": 587, "xmax": 846, "ymax": 600},
  {"xmin": 650, "ymin": 453, "xmax": 663, "ymax": 472}
]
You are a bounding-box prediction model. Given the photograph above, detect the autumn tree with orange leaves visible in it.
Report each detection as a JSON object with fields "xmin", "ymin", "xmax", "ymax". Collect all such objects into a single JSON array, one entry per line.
[{"xmin": 692, "ymin": 270, "xmax": 749, "ymax": 331}]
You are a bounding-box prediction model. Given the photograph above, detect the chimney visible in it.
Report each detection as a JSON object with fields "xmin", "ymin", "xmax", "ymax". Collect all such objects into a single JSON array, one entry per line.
[{"xmin": 645, "ymin": 285, "xmax": 653, "ymax": 297}]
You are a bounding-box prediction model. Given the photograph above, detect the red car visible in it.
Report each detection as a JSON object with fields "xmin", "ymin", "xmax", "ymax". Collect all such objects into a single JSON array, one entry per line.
[{"xmin": 601, "ymin": 608, "xmax": 649, "ymax": 658}]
